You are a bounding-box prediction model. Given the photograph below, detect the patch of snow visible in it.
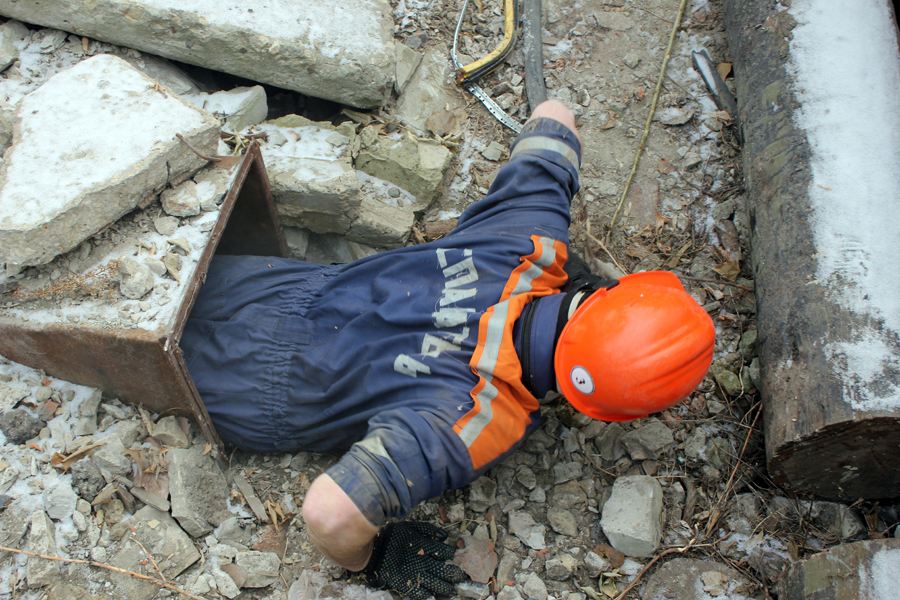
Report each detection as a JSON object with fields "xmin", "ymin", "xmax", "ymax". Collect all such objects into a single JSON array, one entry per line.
[{"xmin": 788, "ymin": 0, "xmax": 900, "ymax": 411}]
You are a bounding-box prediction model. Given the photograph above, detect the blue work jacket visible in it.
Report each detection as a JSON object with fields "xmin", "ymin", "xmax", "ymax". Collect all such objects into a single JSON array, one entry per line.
[{"xmin": 182, "ymin": 117, "xmax": 581, "ymax": 524}]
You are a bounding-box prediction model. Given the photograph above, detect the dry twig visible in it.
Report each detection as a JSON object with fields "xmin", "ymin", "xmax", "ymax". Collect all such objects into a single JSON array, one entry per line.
[
  {"xmin": 132, "ymin": 536, "xmax": 167, "ymax": 583},
  {"xmin": 0, "ymin": 545, "xmax": 203, "ymax": 600},
  {"xmin": 609, "ymin": 0, "xmax": 690, "ymax": 230}
]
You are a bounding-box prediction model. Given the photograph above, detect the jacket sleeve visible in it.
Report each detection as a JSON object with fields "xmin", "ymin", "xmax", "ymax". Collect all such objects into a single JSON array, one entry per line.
[
  {"xmin": 452, "ymin": 117, "xmax": 582, "ymax": 240},
  {"xmin": 325, "ymin": 407, "xmax": 477, "ymax": 526}
]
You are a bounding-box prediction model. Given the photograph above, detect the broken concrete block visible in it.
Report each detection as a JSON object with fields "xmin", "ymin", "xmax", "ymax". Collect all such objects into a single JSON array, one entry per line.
[
  {"xmin": 108, "ymin": 506, "xmax": 201, "ymax": 600},
  {"xmin": 167, "ymin": 447, "xmax": 230, "ymax": 537},
  {"xmin": 395, "ymin": 45, "xmax": 468, "ymax": 133},
  {"xmin": 0, "ymin": 0, "xmax": 395, "ymax": 108},
  {"xmin": 151, "ymin": 415, "xmax": 189, "ymax": 449},
  {"xmin": 187, "ymin": 86, "xmax": 268, "ymax": 133},
  {"xmin": 235, "ymin": 551, "xmax": 281, "ymax": 588},
  {"xmin": 347, "ymin": 196, "xmax": 414, "ymax": 247},
  {"xmin": 0, "ymin": 20, "xmax": 29, "ymax": 72},
  {"xmin": 395, "ymin": 43, "xmax": 423, "ymax": 95},
  {"xmin": 0, "ymin": 54, "xmax": 220, "ymax": 269},
  {"xmin": 161, "ymin": 180, "xmax": 201, "ymax": 218},
  {"xmin": 600, "ymin": 475, "xmax": 664, "ymax": 558},
  {"xmin": 26, "ymin": 509, "xmax": 58, "ymax": 588},
  {"xmin": 117, "ymin": 257, "xmax": 155, "ymax": 300},
  {"xmin": 269, "ymin": 157, "xmax": 362, "ymax": 234},
  {"xmin": 355, "ymin": 132, "xmax": 451, "ymax": 211}
]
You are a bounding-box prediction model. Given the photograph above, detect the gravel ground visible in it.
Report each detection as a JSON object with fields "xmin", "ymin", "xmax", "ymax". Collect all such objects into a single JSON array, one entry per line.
[{"xmin": 1, "ymin": 2, "xmax": 898, "ymax": 600}]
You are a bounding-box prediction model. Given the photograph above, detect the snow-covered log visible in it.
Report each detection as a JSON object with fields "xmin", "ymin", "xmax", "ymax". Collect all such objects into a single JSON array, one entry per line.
[{"xmin": 724, "ymin": 0, "xmax": 900, "ymax": 501}]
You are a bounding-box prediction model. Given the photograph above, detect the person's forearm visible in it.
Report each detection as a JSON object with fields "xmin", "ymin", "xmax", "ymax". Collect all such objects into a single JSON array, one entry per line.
[{"xmin": 302, "ymin": 474, "xmax": 381, "ymax": 571}]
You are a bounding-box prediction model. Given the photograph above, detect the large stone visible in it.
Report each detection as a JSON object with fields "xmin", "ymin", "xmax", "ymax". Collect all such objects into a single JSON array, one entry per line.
[
  {"xmin": 167, "ymin": 447, "xmax": 230, "ymax": 537},
  {"xmin": 108, "ymin": 506, "xmax": 201, "ymax": 600},
  {"xmin": 643, "ymin": 558, "xmax": 756, "ymax": 600},
  {"xmin": 0, "ymin": 0, "xmax": 395, "ymax": 108},
  {"xmin": 26, "ymin": 509, "xmax": 58, "ymax": 588},
  {"xmin": 355, "ymin": 131, "xmax": 451, "ymax": 211},
  {"xmin": 0, "ymin": 54, "xmax": 219, "ymax": 269},
  {"xmin": 600, "ymin": 476, "xmax": 664, "ymax": 558},
  {"xmin": 395, "ymin": 45, "xmax": 467, "ymax": 132},
  {"xmin": 235, "ymin": 551, "xmax": 281, "ymax": 588},
  {"xmin": 270, "ymin": 156, "xmax": 361, "ymax": 233}
]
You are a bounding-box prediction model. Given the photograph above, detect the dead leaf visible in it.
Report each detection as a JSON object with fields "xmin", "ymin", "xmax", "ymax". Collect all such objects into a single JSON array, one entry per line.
[
  {"xmin": 163, "ymin": 253, "xmax": 180, "ymax": 282},
  {"xmin": 712, "ymin": 261, "xmax": 741, "ymax": 280},
  {"xmin": 657, "ymin": 158, "xmax": 676, "ymax": 174},
  {"xmin": 221, "ymin": 563, "xmax": 247, "ymax": 589},
  {"xmin": 203, "ymin": 442, "xmax": 212, "ymax": 455},
  {"xmin": 252, "ymin": 523, "xmax": 289, "ymax": 555},
  {"xmin": 595, "ymin": 544, "xmax": 625, "ymax": 568},
  {"xmin": 716, "ymin": 62, "xmax": 732, "ymax": 80},
  {"xmin": 138, "ymin": 407, "xmax": 155, "ymax": 437},
  {"xmin": 600, "ymin": 116, "xmax": 616, "ymax": 130},
  {"xmin": 51, "ymin": 440, "xmax": 107, "ymax": 471},
  {"xmin": 426, "ymin": 109, "xmax": 464, "ymax": 138}
]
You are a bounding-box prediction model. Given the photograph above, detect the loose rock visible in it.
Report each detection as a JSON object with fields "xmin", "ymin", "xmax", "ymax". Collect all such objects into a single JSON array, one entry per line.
[
  {"xmin": 26, "ymin": 509, "xmax": 58, "ymax": 588},
  {"xmin": 600, "ymin": 476, "xmax": 664, "ymax": 558},
  {"xmin": 168, "ymin": 447, "xmax": 231, "ymax": 537},
  {"xmin": 0, "ymin": 408, "xmax": 44, "ymax": 444},
  {"xmin": 118, "ymin": 257, "xmax": 155, "ymax": 299}
]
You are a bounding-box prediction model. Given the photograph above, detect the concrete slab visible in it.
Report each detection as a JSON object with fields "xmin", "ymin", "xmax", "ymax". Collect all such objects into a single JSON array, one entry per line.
[
  {"xmin": 0, "ymin": 0, "xmax": 396, "ymax": 108},
  {"xmin": 0, "ymin": 54, "xmax": 219, "ymax": 270}
]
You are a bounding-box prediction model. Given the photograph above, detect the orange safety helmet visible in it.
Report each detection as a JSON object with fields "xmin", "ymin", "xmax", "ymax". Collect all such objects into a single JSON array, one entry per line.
[{"xmin": 554, "ymin": 271, "xmax": 715, "ymax": 421}]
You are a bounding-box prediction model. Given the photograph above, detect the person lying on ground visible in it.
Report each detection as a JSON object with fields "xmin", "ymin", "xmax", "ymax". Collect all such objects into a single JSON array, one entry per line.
[{"xmin": 181, "ymin": 99, "xmax": 715, "ymax": 599}]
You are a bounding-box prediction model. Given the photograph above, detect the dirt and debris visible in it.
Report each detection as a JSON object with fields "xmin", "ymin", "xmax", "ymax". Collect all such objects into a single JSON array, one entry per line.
[{"xmin": 0, "ymin": 1, "xmax": 898, "ymax": 600}]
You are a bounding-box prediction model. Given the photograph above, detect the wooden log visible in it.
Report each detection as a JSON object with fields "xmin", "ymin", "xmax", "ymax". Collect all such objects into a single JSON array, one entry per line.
[
  {"xmin": 723, "ymin": 0, "xmax": 900, "ymax": 501},
  {"xmin": 778, "ymin": 539, "xmax": 900, "ymax": 600}
]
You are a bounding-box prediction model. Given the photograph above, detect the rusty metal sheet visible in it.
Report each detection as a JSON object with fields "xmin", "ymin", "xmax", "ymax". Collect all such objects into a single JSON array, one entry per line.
[{"xmin": 0, "ymin": 144, "xmax": 287, "ymax": 450}]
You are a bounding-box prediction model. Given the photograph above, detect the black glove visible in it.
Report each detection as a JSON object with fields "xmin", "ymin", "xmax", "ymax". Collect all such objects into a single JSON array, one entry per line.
[{"xmin": 360, "ymin": 522, "xmax": 467, "ymax": 599}]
